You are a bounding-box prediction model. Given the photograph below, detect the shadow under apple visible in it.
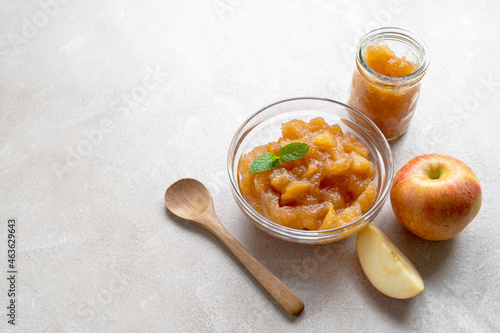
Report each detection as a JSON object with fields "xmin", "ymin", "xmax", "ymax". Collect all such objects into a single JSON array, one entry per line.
[
  {"xmin": 353, "ymin": 254, "xmax": 418, "ymax": 324},
  {"xmin": 382, "ymin": 214, "xmax": 457, "ymax": 280},
  {"xmin": 351, "ymin": 214, "xmax": 457, "ymax": 323}
]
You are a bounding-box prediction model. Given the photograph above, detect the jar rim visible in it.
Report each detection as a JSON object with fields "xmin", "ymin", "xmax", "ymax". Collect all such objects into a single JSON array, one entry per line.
[{"xmin": 356, "ymin": 27, "xmax": 430, "ymax": 84}]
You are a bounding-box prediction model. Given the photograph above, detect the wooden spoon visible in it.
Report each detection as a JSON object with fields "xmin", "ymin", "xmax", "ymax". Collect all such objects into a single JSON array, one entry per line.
[{"xmin": 165, "ymin": 178, "xmax": 304, "ymax": 316}]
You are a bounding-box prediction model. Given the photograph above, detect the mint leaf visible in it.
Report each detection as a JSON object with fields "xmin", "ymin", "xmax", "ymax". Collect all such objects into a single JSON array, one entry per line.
[
  {"xmin": 273, "ymin": 158, "xmax": 281, "ymax": 169},
  {"xmin": 247, "ymin": 142, "xmax": 310, "ymax": 174},
  {"xmin": 249, "ymin": 153, "xmax": 280, "ymax": 173},
  {"xmin": 279, "ymin": 142, "xmax": 310, "ymax": 162}
]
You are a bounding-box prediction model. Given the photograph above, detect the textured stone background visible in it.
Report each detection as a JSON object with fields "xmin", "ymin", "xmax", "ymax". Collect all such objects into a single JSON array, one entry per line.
[{"xmin": 1, "ymin": 0, "xmax": 499, "ymax": 332}]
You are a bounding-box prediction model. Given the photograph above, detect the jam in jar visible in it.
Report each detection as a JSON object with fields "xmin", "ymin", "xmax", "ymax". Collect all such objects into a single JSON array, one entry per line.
[{"xmin": 348, "ymin": 28, "xmax": 430, "ymax": 140}]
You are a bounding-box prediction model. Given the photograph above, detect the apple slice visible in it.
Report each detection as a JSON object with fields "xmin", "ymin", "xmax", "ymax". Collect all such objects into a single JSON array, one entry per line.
[{"xmin": 356, "ymin": 225, "xmax": 424, "ymax": 299}]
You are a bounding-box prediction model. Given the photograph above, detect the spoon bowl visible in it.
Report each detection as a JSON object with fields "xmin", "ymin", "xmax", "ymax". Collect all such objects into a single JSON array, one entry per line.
[
  {"xmin": 164, "ymin": 178, "xmax": 304, "ymax": 316},
  {"xmin": 165, "ymin": 178, "xmax": 212, "ymax": 220}
]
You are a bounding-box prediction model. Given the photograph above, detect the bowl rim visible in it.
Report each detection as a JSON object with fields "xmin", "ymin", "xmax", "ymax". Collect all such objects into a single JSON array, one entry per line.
[{"xmin": 227, "ymin": 97, "xmax": 393, "ymax": 242}]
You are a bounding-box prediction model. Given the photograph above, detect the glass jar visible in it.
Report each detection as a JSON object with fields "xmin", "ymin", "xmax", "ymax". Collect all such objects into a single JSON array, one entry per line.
[{"xmin": 348, "ymin": 27, "xmax": 430, "ymax": 141}]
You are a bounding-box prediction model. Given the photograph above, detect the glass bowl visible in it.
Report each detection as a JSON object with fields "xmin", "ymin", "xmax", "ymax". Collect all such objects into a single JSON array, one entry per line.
[{"xmin": 227, "ymin": 97, "xmax": 393, "ymax": 244}]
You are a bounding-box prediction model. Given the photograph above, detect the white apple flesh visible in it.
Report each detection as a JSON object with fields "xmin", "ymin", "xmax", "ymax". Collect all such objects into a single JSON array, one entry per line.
[{"xmin": 356, "ymin": 225, "xmax": 424, "ymax": 299}]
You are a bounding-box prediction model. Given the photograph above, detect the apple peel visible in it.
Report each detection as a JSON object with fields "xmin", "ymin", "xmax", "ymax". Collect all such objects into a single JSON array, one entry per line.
[
  {"xmin": 356, "ymin": 225, "xmax": 424, "ymax": 299},
  {"xmin": 390, "ymin": 154, "xmax": 482, "ymax": 241}
]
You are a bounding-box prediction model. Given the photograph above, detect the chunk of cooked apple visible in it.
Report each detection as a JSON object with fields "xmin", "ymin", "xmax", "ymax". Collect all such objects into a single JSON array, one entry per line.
[{"xmin": 356, "ymin": 225, "xmax": 424, "ymax": 299}]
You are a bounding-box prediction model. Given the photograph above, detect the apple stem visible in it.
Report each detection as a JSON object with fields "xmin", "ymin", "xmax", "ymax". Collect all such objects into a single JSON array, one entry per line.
[{"xmin": 427, "ymin": 163, "xmax": 443, "ymax": 179}]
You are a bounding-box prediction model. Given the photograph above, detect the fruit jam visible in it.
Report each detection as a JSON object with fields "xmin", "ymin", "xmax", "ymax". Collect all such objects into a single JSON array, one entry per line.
[
  {"xmin": 363, "ymin": 42, "xmax": 418, "ymax": 77},
  {"xmin": 348, "ymin": 29, "xmax": 429, "ymax": 141},
  {"xmin": 239, "ymin": 117, "xmax": 377, "ymax": 231}
]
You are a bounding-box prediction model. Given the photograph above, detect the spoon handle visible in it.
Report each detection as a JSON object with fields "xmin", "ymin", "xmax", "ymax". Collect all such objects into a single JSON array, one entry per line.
[{"xmin": 207, "ymin": 219, "xmax": 304, "ymax": 316}]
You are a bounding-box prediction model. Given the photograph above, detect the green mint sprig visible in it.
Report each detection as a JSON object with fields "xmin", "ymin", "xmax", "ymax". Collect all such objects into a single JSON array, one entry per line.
[{"xmin": 248, "ymin": 142, "xmax": 310, "ymax": 173}]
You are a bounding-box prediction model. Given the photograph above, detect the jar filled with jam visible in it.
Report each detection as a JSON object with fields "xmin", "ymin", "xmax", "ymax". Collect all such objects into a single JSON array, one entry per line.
[{"xmin": 348, "ymin": 28, "xmax": 430, "ymax": 140}]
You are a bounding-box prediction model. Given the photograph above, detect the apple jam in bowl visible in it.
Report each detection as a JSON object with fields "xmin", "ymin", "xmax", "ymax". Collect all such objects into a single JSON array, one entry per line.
[{"xmin": 228, "ymin": 98, "xmax": 393, "ymax": 244}]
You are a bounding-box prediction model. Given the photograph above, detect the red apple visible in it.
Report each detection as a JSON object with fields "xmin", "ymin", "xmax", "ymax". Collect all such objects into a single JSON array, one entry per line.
[{"xmin": 390, "ymin": 154, "xmax": 482, "ymax": 241}]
